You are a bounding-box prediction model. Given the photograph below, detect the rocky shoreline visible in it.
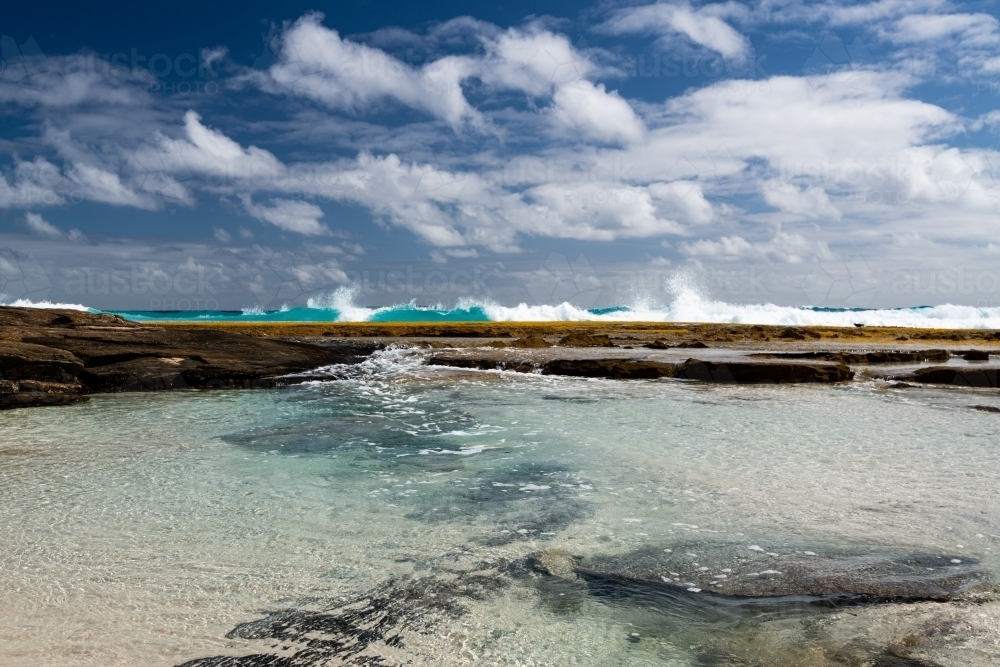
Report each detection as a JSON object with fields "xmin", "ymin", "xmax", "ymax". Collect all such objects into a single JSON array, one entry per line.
[
  {"xmin": 0, "ymin": 307, "xmax": 376, "ymax": 409},
  {"xmin": 3, "ymin": 306, "xmax": 1000, "ymax": 409}
]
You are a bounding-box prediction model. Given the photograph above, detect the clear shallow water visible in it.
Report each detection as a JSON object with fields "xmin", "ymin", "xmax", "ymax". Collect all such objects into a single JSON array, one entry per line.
[{"xmin": 2, "ymin": 349, "xmax": 1000, "ymax": 666}]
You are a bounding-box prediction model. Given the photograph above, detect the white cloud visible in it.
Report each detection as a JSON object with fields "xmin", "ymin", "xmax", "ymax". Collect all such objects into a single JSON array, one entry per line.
[
  {"xmin": 525, "ymin": 182, "xmax": 685, "ymax": 240},
  {"xmin": 761, "ymin": 180, "xmax": 841, "ymax": 220},
  {"xmin": 260, "ymin": 13, "xmax": 481, "ymax": 128},
  {"xmin": 552, "ymin": 80, "xmax": 645, "ymax": 144},
  {"xmin": 25, "ymin": 212, "xmax": 63, "ymax": 238},
  {"xmin": 240, "ymin": 196, "xmax": 329, "ymax": 235},
  {"xmin": 681, "ymin": 232, "xmax": 830, "ymax": 264},
  {"xmin": 647, "ymin": 181, "xmax": 714, "ymax": 225},
  {"xmin": 480, "ymin": 28, "xmax": 594, "ymax": 94},
  {"xmin": 601, "ymin": 2, "xmax": 749, "ymax": 60},
  {"xmin": 890, "ymin": 12, "xmax": 999, "ymax": 46}
]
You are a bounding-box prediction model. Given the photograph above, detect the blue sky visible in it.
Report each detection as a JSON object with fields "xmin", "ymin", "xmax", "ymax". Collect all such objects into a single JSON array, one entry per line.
[{"xmin": 1, "ymin": 0, "xmax": 999, "ymax": 310}]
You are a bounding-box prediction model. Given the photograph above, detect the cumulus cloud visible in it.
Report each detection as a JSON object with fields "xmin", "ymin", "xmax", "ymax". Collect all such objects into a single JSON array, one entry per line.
[
  {"xmin": 5, "ymin": 7, "xmax": 1000, "ymax": 286},
  {"xmin": 551, "ymin": 80, "xmax": 645, "ymax": 144},
  {"xmin": 601, "ymin": 2, "xmax": 750, "ymax": 60},
  {"xmin": 761, "ymin": 180, "xmax": 841, "ymax": 220},
  {"xmin": 240, "ymin": 196, "xmax": 329, "ymax": 235},
  {"xmin": 680, "ymin": 232, "xmax": 831, "ymax": 264},
  {"xmin": 259, "ymin": 13, "xmax": 481, "ymax": 127}
]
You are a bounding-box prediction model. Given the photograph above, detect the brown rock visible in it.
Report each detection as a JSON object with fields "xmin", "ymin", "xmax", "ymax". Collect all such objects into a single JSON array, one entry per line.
[
  {"xmin": 511, "ymin": 335, "xmax": 552, "ymax": 348},
  {"xmin": 0, "ymin": 378, "xmax": 88, "ymax": 409},
  {"xmin": 542, "ymin": 359, "xmax": 677, "ymax": 379},
  {"xmin": 756, "ymin": 350, "xmax": 950, "ymax": 364},
  {"xmin": 530, "ymin": 549, "xmax": 581, "ymax": 582},
  {"xmin": 0, "ymin": 340, "xmax": 85, "ymax": 382},
  {"xmin": 676, "ymin": 359, "xmax": 854, "ymax": 383},
  {"xmin": 426, "ymin": 355, "xmax": 538, "ymax": 373},
  {"xmin": 895, "ymin": 366, "xmax": 999, "ymax": 387},
  {"xmin": 557, "ymin": 333, "xmax": 614, "ymax": 347},
  {"xmin": 963, "ymin": 349, "xmax": 991, "ymax": 361},
  {"xmin": 0, "ymin": 307, "xmax": 377, "ymax": 407}
]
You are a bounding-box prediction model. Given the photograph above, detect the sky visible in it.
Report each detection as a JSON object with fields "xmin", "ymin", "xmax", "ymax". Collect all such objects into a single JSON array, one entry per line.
[{"xmin": 1, "ymin": 0, "xmax": 999, "ymax": 311}]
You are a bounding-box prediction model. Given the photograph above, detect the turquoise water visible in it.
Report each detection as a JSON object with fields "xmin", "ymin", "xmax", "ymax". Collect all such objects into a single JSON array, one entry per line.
[
  {"xmin": 9, "ymin": 283, "xmax": 1000, "ymax": 327},
  {"xmin": 2, "ymin": 350, "xmax": 1000, "ymax": 666}
]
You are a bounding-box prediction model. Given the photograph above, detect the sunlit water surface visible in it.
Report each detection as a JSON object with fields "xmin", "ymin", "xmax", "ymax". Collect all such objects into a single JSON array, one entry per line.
[{"xmin": 2, "ymin": 349, "xmax": 999, "ymax": 666}]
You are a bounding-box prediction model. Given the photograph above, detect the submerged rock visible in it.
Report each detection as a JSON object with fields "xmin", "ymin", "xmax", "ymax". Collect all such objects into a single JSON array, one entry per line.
[
  {"xmin": 539, "ymin": 544, "xmax": 995, "ymax": 603},
  {"xmin": 176, "ymin": 568, "xmax": 513, "ymax": 667}
]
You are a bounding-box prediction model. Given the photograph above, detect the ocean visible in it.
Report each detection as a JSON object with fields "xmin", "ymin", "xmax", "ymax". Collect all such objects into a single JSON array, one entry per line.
[
  {"xmin": 5, "ymin": 283, "xmax": 1000, "ymax": 329},
  {"xmin": 2, "ymin": 347, "xmax": 999, "ymax": 666}
]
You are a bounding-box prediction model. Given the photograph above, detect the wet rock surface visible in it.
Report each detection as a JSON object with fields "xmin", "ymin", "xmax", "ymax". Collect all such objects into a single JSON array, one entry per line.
[
  {"xmin": 755, "ymin": 350, "xmax": 951, "ymax": 364},
  {"xmin": 428, "ymin": 354, "xmax": 855, "ymax": 383},
  {"xmin": 535, "ymin": 544, "xmax": 995, "ymax": 603},
  {"xmin": 891, "ymin": 366, "xmax": 1000, "ymax": 388},
  {"xmin": 176, "ymin": 567, "xmax": 513, "ymax": 667},
  {"xmin": 0, "ymin": 307, "xmax": 376, "ymax": 408},
  {"xmin": 675, "ymin": 359, "xmax": 854, "ymax": 383}
]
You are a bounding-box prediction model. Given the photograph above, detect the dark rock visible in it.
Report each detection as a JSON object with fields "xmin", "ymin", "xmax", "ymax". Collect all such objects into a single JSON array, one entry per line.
[
  {"xmin": 971, "ymin": 405, "xmax": 1000, "ymax": 413},
  {"xmin": 428, "ymin": 355, "xmax": 854, "ymax": 383},
  {"xmin": 176, "ymin": 568, "xmax": 513, "ymax": 667},
  {"xmin": 539, "ymin": 544, "xmax": 995, "ymax": 603},
  {"xmin": 676, "ymin": 359, "xmax": 854, "ymax": 383},
  {"xmin": 511, "ymin": 334, "xmax": 552, "ymax": 348},
  {"xmin": 557, "ymin": 333, "xmax": 614, "ymax": 347},
  {"xmin": 0, "ymin": 307, "xmax": 377, "ymax": 407},
  {"xmin": 643, "ymin": 339, "xmax": 671, "ymax": 349},
  {"xmin": 0, "ymin": 378, "xmax": 88, "ymax": 409},
  {"xmin": 675, "ymin": 341, "xmax": 708, "ymax": 348},
  {"xmin": 893, "ymin": 366, "xmax": 999, "ymax": 388},
  {"xmin": 0, "ymin": 340, "xmax": 85, "ymax": 382},
  {"xmin": 427, "ymin": 355, "xmax": 538, "ymax": 373},
  {"xmin": 962, "ymin": 349, "xmax": 991, "ymax": 361},
  {"xmin": 779, "ymin": 328, "xmax": 806, "ymax": 340},
  {"xmin": 542, "ymin": 359, "xmax": 677, "ymax": 379},
  {"xmin": 755, "ymin": 350, "xmax": 950, "ymax": 364},
  {"xmin": 529, "ymin": 548, "xmax": 582, "ymax": 581}
]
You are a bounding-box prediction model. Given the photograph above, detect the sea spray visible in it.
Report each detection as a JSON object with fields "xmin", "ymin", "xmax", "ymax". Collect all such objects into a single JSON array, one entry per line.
[{"xmin": 8, "ymin": 287, "xmax": 1000, "ymax": 328}]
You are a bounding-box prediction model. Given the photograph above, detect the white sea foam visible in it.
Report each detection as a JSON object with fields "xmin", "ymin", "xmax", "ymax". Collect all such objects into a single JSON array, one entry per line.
[
  {"xmin": 307, "ymin": 285, "xmax": 378, "ymax": 322},
  {"xmin": 0, "ymin": 296, "xmax": 93, "ymax": 311}
]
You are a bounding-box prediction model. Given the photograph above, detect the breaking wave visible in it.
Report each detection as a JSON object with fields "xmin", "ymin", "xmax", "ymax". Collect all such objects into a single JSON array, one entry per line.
[
  {"xmin": 0, "ymin": 296, "xmax": 94, "ymax": 311},
  {"xmin": 7, "ymin": 285, "xmax": 1000, "ymax": 329}
]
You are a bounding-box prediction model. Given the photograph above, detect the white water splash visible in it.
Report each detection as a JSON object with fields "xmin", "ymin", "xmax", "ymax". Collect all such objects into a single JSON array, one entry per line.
[
  {"xmin": 307, "ymin": 285, "xmax": 377, "ymax": 322},
  {"xmin": 0, "ymin": 296, "xmax": 93, "ymax": 311}
]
